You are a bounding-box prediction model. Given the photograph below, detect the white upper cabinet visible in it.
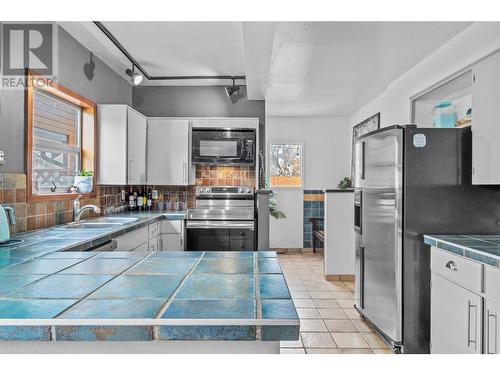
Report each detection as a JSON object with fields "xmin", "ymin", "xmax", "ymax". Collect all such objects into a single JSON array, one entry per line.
[
  {"xmin": 127, "ymin": 109, "xmax": 147, "ymax": 184},
  {"xmin": 472, "ymin": 51, "xmax": 500, "ymax": 185},
  {"xmin": 98, "ymin": 105, "xmax": 147, "ymax": 185},
  {"xmin": 147, "ymin": 118, "xmax": 194, "ymax": 186}
]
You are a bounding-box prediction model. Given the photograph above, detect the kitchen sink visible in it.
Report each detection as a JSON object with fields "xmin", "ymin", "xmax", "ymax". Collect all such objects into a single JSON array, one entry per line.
[
  {"xmin": 93, "ymin": 217, "xmax": 139, "ymax": 224},
  {"xmin": 54, "ymin": 222, "xmax": 122, "ymax": 230}
]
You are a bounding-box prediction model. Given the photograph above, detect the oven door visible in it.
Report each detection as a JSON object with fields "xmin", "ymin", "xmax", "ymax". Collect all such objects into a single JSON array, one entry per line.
[{"xmin": 186, "ymin": 220, "xmax": 255, "ymax": 251}]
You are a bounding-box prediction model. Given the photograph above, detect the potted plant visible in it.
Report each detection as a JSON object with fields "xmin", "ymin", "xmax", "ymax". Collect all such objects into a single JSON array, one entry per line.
[
  {"xmin": 74, "ymin": 169, "xmax": 94, "ymax": 193},
  {"xmin": 337, "ymin": 177, "xmax": 352, "ymax": 190}
]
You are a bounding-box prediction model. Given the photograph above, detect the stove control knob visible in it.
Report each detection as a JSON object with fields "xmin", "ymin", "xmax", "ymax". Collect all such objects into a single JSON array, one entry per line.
[
  {"xmin": 246, "ymin": 188, "xmax": 252, "ymax": 194},
  {"xmin": 239, "ymin": 187, "xmax": 245, "ymax": 194}
]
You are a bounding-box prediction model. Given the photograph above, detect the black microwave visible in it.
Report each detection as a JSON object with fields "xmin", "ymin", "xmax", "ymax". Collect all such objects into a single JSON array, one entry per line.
[{"xmin": 192, "ymin": 128, "xmax": 256, "ymax": 165}]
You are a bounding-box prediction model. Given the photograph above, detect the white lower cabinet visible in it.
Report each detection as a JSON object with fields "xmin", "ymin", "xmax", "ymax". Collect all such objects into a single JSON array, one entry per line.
[
  {"xmin": 115, "ymin": 227, "xmax": 149, "ymax": 251},
  {"xmin": 485, "ymin": 299, "xmax": 500, "ymax": 354},
  {"xmin": 159, "ymin": 220, "xmax": 184, "ymax": 251},
  {"xmin": 430, "ymin": 273, "xmax": 482, "ymax": 354}
]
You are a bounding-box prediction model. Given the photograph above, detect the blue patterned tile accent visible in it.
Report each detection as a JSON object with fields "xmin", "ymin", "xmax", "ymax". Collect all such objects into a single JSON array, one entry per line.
[
  {"xmin": 59, "ymin": 299, "xmax": 165, "ymax": 318},
  {"xmin": 0, "ymin": 258, "xmax": 26, "ymax": 269},
  {"xmin": 194, "ymin": 258, "xmax": 254, "ymax": 274},
  {"xmin": 147, "ymin": 251, "xmax": 204, "ymax": 258},
  {"xmin": 257, "ymin": 251, "xmax": 277, "ymax": 258},
  {"xmin": 0, "ymin": 299, "xmax": 78, "ymax": 318},
  {"xmin": 88, "ymin": 274, "xmax": 184, "ymax": 299},
  {"xmin": 41, "ymin": 252, "xmax": 98, "ymax": 259},
  {"xmin": 203, "ymin": 251, "xmax": 254, "ymax": 258},
  {"xmin": 0, "ymin": 326, "xmax": 51, "ymax": 341},
  {"xmin": 8, "ymin": 274, "xmax": 114, "ymax": 299},
  {"xmin": 125, "ymin": 258, "xmax": 196, "ymax": 275},
  {"xmin": 258, "ymin": 258, "xmax": 281, "ymax": 274},
  {"xmin": 59, "ymin": 258, "xmax": 138, "ymax": 275},
  {"xmin": 162, "ymin": 299, "xmax": 255, "ymax": 319},
  {"xmin": 259, "ymin": 274, "xmax": 290, "ymax": 299},
  {"xmin": 0, "ymin": 275, "xmax": 46, "ymax": 296},
  {"xmin": 176, "ymin": 274, "xmax": 255, "ymax": 299},
  {"xmin": 55, "ymin": 326, "xmax": 152, "ymax": 341},
  {"xmin": 0, "ymin": 258, "xmax": 83, "ymax": 275}
]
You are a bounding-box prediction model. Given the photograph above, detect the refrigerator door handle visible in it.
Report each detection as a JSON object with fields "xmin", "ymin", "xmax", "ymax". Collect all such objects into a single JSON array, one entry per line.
[
  {"xmin": 361, "ymin": 141, "xmax": 366, "ymax": 180},
  {"xmin": 360, "ymin": 246, "xmax": 365, "ymax": 309}
]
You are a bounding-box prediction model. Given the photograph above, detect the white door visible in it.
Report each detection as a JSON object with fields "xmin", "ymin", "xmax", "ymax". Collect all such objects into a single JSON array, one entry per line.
[
  {"xmin": 147, "ymin": 119, "xmax": 190, "ymax": 185},
  {"xmin": 127, "ymin": 109, "xmax": 147, "ymax": 185},
  {"xmin": 471, "ymin": 51, "xmax": 500, "ymax": 184},
  {"xmin": 431, "ymin": 273, "xmax": 482, "ymax": 354},
  {"xmin": 485, "ymin": 299, "xmax": 500, "ymax": 354}
]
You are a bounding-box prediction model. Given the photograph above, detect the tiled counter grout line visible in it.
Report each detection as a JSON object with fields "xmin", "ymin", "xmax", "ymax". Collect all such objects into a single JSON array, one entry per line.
[
  {"xmin": 49, "ymin": 252, "xmax": 156, "ymax": 340},
  {"xmin": 254, "ymin": 252, "xmax": 262, "ymax": 340},
  {"xmin": 152, "ymin": 251, "xmax": 207, "ymax": 340},
  {"xmin": 2, "ymin": 253, "xmax": 102, "ymax": 299}
]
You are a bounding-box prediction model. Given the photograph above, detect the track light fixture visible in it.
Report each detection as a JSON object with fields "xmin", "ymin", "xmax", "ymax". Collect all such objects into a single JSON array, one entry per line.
[
  {"xmin": 225, "ymin": 78, "xmax": 240, "ymax": 97},
  {"xmin": 126, "ymin": 65, "xmax": 143, "ymax": 85}
]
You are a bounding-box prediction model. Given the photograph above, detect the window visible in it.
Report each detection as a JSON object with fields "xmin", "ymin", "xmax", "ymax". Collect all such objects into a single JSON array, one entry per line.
[{"xmin": 26, "ymin": 70, "xmax": 97, "ymax": 201}]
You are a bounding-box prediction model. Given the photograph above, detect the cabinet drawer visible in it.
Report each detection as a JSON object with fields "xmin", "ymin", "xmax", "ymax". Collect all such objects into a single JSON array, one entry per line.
[
  {"xmin": 148, "ymin": 221, "xmax": 159, "ymax": 239},
  {"xmin": 115, "ymin": 227, "xmax": 148, "ymax": 251},
  {"xmin": 485, "ymin": 265, "xmax": 500, "ymax": 303},
  {"xmin": 431, "ymin": 247, "xmax": 483, "ymax": 292},
  {"xmin": 148, "ymin": 238, "xmax": 158, "ymax": 252},
  {"xmin": 161, "ymin": 220, "xmax": 182, "ymax": 234}
]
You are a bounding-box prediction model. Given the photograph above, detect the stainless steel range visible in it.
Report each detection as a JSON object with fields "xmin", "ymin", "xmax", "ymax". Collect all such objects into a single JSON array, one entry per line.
[{"xmin": 186, "ymin": 186, "xmax": 255, "ymax": 251}]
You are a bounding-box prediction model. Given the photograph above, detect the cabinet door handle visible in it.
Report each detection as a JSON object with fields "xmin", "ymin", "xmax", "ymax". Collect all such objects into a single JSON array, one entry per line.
[
  {"xmin": 128, "ymin": 160, "xmax": 133, "ymax": 183},
  {"xmin": 487, "ymin": 310, "xmax": 498, "ymax": 354},
  {"xmin": 445, "ymin": 260, "xmax": 458, "ymax": 271},
  {"xmin": 467, "ymin": 300, "xmax": 478, "ymax": 350},
  {"xmin": 360, "ymin": 141, "xmax": 366, "ymax": 180},
  {"xmin": 182, "ymin": 162, "xmax": 187, "ymax": 184}
]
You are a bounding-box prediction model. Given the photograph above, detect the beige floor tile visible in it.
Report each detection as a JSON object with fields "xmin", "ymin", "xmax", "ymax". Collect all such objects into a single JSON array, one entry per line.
[
  {"xmin": 373, "ymin": 349, "xmax": 394, "ymax": 354},
  {"xmin": 291, "ymin": 291, "xmax": 311, "ymax": 299},
  {"xmin": 313, "ymin": 299, "xmax": 340, "ymax": 309},
  {"xmin": 309, "ymin": 291, "xmax": 339, "ymax": 299},
  {"xmin": 331, "ymin": 333, "xmax": 370, "ymax": 349},
  {"xmin": 280, "ymin": 348, "xmax": 306, "ymax": 354},
  {"xmin": 340, "ymin": 349, "xmax": 374, "ymax": 354},
  {"xmin": 300, "ymin": 319, "xmax": 329, "ymax": 332},
  {"xmin": 319, "ymin": 308, "xmax": 349, "ymax": 319},
  {"xmin": 344, "ymin": 308, "xmax": 363, "ymax": 320},
  {"xmin": 293, "ymin": 298, "xmax": 315, "ymax": 308},
  {"xmin": 352, "ymin": 319, "xmax": 374, "ymax": 333},
  {"xmin": 306, "ymin": 284, "xmax": 331, "ymax": 291},
  {"xmin": 301, "ymin": 332, "xmax": 337, "ymax": 348},
  {"xmin": 325, "ymin": 319, "xmax": 358, "ymax": 333},
  {"xmin": 280, "ymin": 337, "xmax": 303, "ymax": 348},
  {"xmin": 337, "ymin": 299, "xmax": 355, "ymax": 309},
  {"xmin": 306, "ymin": 348, "xmax": 341, "ymax": 354},
  {"xmin": 288, "ymin": 284, "xmax": 308, "ymax": 292},
  {"xmin": 363, "ymin": 332, "xmax": 389, "ymax": 349},
  {"xmin": 330, "ymin": 291, "xmax": 355, "ymax": 299},
  {"xmin": 296, "ymin": 308, "xmax": 322, "ymax": 319}
]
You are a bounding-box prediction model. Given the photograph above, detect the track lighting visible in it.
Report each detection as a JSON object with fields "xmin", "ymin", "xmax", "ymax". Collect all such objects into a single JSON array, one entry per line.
[
  {"xmin": 126, "ymin": 65, "xmax": 143, "ymax": 85},
  {"xmin": 225, "ymin": 78, "xmax": 244, "ymax": 103}
]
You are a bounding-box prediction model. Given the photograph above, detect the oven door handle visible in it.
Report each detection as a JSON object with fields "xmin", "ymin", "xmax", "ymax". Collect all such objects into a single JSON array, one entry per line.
[{"xmin": 186, "ymin": 221, "xmax": 255, "ymax": 230}]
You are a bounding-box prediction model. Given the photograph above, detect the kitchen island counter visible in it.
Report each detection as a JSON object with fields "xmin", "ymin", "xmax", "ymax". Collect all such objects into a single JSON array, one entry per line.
[{"xmin": 0, "ymin": 251, "xmax": 298, "ymax": 354}]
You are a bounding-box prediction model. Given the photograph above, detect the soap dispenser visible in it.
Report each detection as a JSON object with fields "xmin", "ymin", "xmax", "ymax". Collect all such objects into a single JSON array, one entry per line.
[{"xmin": 0, "ymin": 205, "xmax": 15, "ymax": 244}]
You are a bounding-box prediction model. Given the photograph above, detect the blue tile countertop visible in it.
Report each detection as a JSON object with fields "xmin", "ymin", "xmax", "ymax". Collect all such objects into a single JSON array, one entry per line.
[
  {"xmin": 424, "ymin": 234, "xmax": 500, "ymax": 268},
  {"xmin": 0, "ymin": 251, "xmax": 299, "ymax": 342},
  {"xmin": 0, "ymin": 211, "xmax": 186, "ymax": 265}
]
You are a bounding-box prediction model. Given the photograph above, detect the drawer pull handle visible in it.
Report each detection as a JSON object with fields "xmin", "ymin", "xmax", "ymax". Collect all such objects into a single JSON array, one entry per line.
[{"xmin": 445, "ymin": 261, "xmax": 458, "ymax": 271}]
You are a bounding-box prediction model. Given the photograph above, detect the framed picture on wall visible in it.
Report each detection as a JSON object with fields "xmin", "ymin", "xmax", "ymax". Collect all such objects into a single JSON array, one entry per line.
[
  {"xmin": 351, "ymin": 112, "xmax": 380, "ymax": 180},
  {"xmin": 269, "ymin": 142, "xmax": 304, "ymax": 188}
]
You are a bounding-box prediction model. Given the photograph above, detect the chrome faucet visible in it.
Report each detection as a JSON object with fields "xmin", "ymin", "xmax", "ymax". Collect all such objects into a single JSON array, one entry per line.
[{"xmin": 73, "ymin": 195, "xmax": 101, "ymax": 222}]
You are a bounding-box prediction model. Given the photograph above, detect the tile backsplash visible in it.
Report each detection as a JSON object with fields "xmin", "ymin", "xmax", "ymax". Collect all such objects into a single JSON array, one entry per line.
[
  {"xmin": 1, "ymin": 166, "xmax": 255, "ymax": 235},
  {"xmin": 303, "ymin": 190, "xmax": 325, "ymax": 249},
  {"xmin": 195, "ymin": 165, "xmax": 255, "ymax": 187}
]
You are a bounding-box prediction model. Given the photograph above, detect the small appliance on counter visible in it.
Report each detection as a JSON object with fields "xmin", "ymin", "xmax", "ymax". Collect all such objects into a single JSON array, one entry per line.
[
  {"xmin": 0, "ymin": 205, "xmax": 16, "ymax": 245},
  {"xmin": 191, "ymin": 128, "xmax": 256, "ymax": 165},
  {"xmin": 186, "ymin": 186, "xmax": 256, "ymax": 251},
  {"xmin": 432, "ymin": 101, "xmax": 457, "ymax": 128}
]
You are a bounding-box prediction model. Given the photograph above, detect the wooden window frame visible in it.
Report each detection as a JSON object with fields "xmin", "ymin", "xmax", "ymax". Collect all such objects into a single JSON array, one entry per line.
[{"xmin": 26, "ymin": 69, "xmax": 97, "ymax": 202}]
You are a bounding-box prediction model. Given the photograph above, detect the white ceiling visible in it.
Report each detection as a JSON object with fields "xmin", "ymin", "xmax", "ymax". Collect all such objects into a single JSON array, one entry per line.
[{"xmin": 59, "ymin": 21, "xmax": 472, "ymax": 116}]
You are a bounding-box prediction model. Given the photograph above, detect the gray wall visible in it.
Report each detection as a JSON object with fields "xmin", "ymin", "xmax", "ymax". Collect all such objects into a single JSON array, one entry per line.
[
  {"xmin": 132, "ymin": 85, "xmax": 265, "ymax": 123},
  {"xmin": 0, "ymin": 25, "xmax": 133, "ymax": 173}
]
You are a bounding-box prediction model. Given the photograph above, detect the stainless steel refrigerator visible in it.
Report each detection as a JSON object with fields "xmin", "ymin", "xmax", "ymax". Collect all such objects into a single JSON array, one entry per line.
[{"xmin": 353, "ymin": 125, "xmax": 500, "ymax": 353}]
